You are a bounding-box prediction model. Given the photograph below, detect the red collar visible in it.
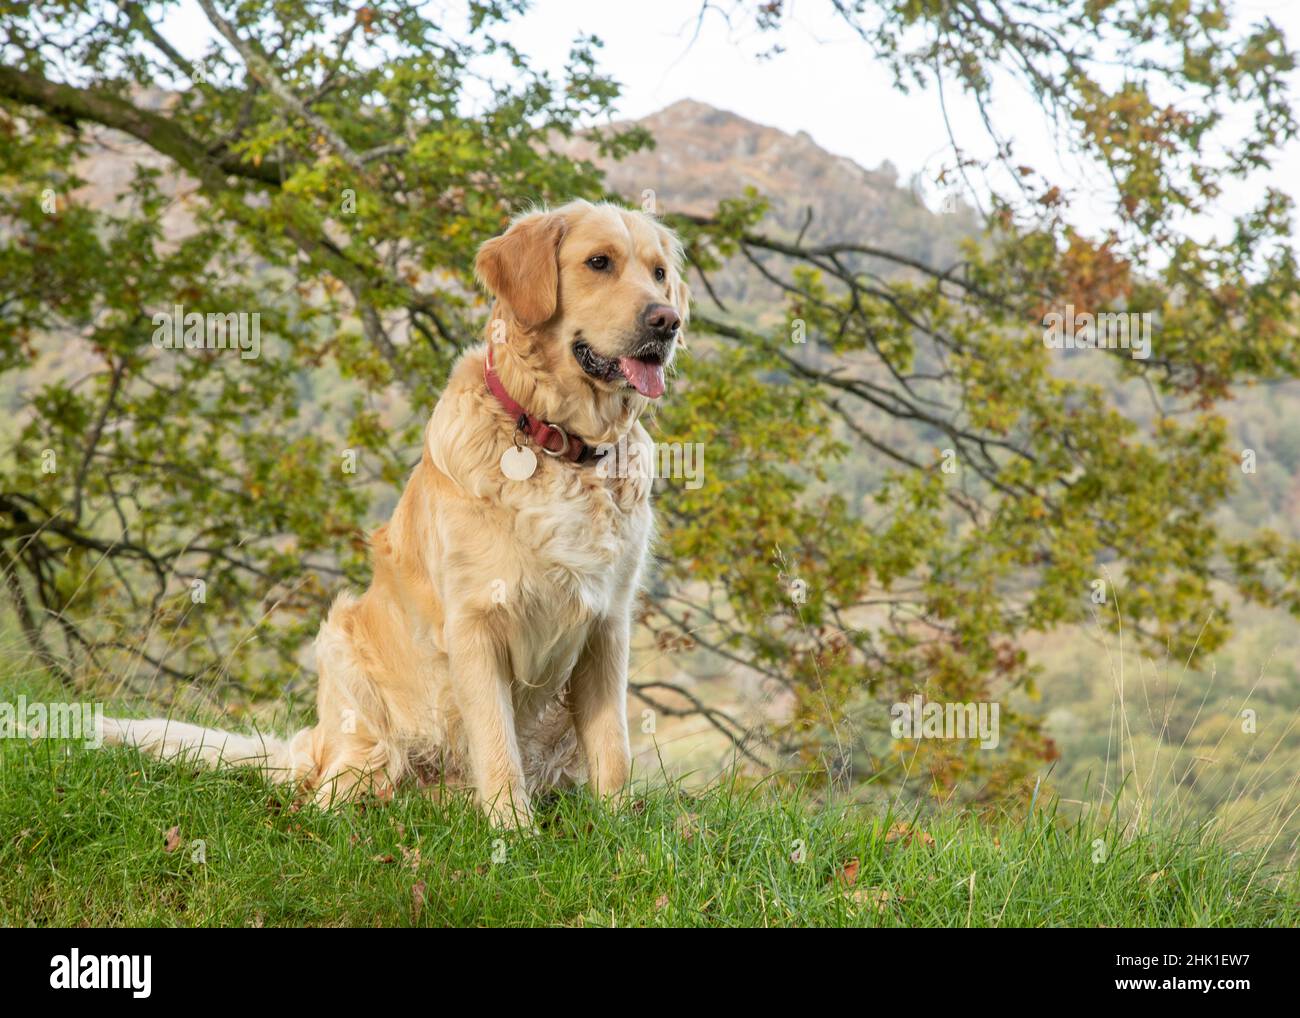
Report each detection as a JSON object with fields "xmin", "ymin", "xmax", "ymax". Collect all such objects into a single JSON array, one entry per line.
[{"xmin": 484, "ymin": 345, "xmax": 604, "ymax": 464}]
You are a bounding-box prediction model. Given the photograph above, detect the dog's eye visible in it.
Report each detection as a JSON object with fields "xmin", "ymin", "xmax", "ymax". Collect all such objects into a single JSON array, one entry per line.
[
  {"xmin": 586, "ymin": 255, "xmax": 610, "ymax": 271},
  {"xmin": 654, "ymin": 266, "xmax": 666, "ymax": 282}
]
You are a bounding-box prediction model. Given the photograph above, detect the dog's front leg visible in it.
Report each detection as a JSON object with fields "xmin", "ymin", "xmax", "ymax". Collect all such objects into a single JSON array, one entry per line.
[
  {"xmin": 447, "ymin": 618, "xmax": 531, "ymax": 827},
  {"xmin": 570, "ymin": 616, "xmax": 632, "ymax": 801}
]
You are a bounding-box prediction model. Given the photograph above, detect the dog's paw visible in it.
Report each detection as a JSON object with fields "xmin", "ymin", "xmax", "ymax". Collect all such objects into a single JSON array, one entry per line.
[{"xmin": 484, "ymin": 796, "xmax": 535, "ymax": 831}]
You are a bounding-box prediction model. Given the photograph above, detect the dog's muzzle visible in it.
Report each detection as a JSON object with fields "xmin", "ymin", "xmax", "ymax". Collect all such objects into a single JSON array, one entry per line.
[{"xmin": 571, "ymin": 304, "xmax": 680, "ymax": 399}]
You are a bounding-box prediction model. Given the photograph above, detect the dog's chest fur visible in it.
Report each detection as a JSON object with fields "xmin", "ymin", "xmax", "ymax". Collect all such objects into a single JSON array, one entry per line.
[
  {"xmin": 513, "ymin": 452, "xmax": 650, "ymax": 603},
  {"xmin": 497, "ymin": 443, "xmax": 652, "ymax": 701}
]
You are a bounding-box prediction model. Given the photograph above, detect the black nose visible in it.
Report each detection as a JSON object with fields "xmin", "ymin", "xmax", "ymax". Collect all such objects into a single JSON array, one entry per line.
[{"xmin": 643, "ymin": 303, "xmax": 681, "ymax": 335}]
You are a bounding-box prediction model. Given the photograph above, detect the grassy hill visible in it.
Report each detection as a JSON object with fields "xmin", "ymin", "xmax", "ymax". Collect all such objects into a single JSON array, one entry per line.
[{"xmin": 3, "ymin": 732, "xmax": 1294, "ymax": 927}]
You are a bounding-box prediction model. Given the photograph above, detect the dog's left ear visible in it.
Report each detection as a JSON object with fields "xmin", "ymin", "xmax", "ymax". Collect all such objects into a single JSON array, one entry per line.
[
  {"xmin": 653, "ymin": 220, "xmax": 691, "ymax": 332},
  {"xmin": 474, "ymin": 211, "xmax": 566, "ymax": 329},
  {"xmin": 672, "ymin": 276, "xmax": 692, "ymax": 332}
]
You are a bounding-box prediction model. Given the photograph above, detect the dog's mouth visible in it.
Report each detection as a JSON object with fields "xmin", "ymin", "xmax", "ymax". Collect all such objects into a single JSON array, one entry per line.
[{"xmin": 572, "ymin": 338, "xmax": 668, "ymax": 399}]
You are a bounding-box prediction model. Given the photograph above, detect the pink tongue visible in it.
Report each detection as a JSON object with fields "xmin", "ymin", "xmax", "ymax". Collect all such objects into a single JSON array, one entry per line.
[{"xmin": 618, "ymin": 357, "xmax": 666, "ymax": 398}]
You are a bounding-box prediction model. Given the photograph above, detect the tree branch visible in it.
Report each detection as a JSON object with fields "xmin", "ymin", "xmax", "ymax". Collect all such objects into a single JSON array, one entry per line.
[{"xmin": 0, "ymin": 64, "xmax": 285, "ymax": 185}]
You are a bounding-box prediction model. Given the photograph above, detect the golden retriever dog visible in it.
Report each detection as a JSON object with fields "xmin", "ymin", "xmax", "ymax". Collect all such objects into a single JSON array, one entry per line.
[{"xmin": 104, "ymin": 200, "xmax": 689, "ymax": 826}]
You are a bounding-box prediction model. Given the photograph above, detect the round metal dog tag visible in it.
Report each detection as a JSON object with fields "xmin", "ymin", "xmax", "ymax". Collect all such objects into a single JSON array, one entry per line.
[{"xmin": 500, "ymin": 444, "xmax": 537, "ymax": 481}]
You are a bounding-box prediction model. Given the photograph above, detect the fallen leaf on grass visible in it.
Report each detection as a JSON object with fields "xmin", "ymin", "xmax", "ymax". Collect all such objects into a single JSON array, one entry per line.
[
  {"xmin": 163, "ymin": 826, "xmax": 182, "ymax": 853},
  {"xmin": 835, "ymin": 858, "xmax": 861, "ymax": 888},
  {"xmin": 654, "ymin": 894, "xmax": 670, "ymax": 912},
  {"xmin": 372, "ymin": 853, "xmax": 396, "ymax": 864},
  {"xmin": 399, "ymin": 844, "xmax": 421, "ymax": 870},
  {"xmin": 411, "ymin": 880, "xmax": 427, "ymax": 921},
  {"xmin": 885, "ymin": 822, "xmax": 935, "ymax": 849},
  {"xmin": 848, "ymin": 886, "xmax": 902, "ymax": 913}
]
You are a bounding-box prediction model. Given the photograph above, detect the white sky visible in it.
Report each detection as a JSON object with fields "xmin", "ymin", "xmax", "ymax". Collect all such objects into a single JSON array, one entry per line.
[{"xmin": 157, "ymin": 0, "xmax": 1300, "ymax": 245}]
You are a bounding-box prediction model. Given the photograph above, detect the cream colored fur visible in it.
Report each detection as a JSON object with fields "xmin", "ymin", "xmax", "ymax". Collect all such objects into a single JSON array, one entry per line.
[{"xmin": 102, "ymin": 201, "xmax": 689, "ymax": 827}]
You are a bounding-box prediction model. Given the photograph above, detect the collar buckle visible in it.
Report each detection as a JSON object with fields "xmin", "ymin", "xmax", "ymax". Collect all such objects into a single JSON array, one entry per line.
[{"xmin": 486, "ymin": 345, "xmax": 598, "ymax": 465}]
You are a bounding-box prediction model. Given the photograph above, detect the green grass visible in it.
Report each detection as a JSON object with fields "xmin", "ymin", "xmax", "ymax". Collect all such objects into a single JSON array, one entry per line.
[{"xmin": 2, "ymin": 732, "xmax": 1297, "ymax": 927}]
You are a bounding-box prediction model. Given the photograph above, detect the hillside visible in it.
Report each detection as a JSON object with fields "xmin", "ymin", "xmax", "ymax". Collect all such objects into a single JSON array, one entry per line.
[
  {"xmin": 576, "ymin": 99, "xmax": 972, "ymax": 251},
  {"xmin": 562, "ymin": 99, "xmax": 976, "ymax": 310}
]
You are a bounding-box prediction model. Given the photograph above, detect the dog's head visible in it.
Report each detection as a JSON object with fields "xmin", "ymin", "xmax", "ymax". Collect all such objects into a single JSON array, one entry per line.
[{"xmin": 474, "ymin": 200, "xmax": 690, "ymax": 403}]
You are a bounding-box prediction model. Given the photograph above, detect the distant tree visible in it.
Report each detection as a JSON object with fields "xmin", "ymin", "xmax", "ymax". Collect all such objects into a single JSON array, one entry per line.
[{"xmin": 2, "ymin": 1, "xmax": 1297, "ymax": 803}]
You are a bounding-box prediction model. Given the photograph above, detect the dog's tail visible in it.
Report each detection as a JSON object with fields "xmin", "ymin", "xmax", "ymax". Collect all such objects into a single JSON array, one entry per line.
[{"xmin": 100, "ymin": 716, "xmax": 312, "ymax": 782}]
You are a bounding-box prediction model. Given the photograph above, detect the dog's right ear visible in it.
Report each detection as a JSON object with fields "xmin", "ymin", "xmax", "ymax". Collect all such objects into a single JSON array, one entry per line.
[{"xmin": 474, "ymin": 211, "xmax": 566, "ymax": 330}]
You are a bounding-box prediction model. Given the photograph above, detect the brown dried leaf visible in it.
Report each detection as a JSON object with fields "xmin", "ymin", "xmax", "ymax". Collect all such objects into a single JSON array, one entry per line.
[
  {"xmin": 848, "ymin": 886, "xmax": 898, "ymax": 913},
  {"xmin": 885, "ymin": 822, "xmax": 934, "ymax": 849},
  {"xmin": 163, "ymin": 825, "xmax": 182, "ymax": 853},
  {"xmin": 399, "ymin": 844, "xmax": 421, "ymax": 870},
  {"xmin": 836, "ymin": 858, "xmax": 861, "ymax": 888}
]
